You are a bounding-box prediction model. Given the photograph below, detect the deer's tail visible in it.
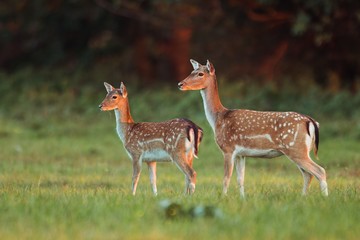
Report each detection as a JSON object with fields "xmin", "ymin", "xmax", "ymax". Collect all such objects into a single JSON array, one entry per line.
[
  {"xmin": 185, "ymin": 120, "xmax": 203, "ymax": 158},
  {"xmin": 306, "ymin": 116, "xmax": 320, "ymax": 159}
]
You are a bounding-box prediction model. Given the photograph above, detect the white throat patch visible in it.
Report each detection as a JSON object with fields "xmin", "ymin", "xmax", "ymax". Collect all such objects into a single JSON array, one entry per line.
[{"xmin": 200, "ymin": 90, "xmax": 216, "ymax": 132}]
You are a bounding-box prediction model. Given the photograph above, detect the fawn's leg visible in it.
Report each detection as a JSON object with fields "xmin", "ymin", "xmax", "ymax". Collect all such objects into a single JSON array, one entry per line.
[
  {"xmin": 132, "ymin": 157, "xmax": 142, "ymax": 195},
  {"xmin": 173, "ymin": 153, "xmax": 196, "ymax": 195}
]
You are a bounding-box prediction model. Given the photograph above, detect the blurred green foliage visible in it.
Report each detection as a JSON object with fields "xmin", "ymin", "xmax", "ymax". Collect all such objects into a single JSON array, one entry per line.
[{"xmin": 0, "ymin": 66, "xmax": 359, "ymax": 142}]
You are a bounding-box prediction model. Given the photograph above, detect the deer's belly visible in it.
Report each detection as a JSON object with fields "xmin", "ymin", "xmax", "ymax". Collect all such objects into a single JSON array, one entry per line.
[
  {"xmin": 234, "ymin": 145, "xmax": 283, "ymax": 158},
  {"xmin": 141, "ymin": 149, "xmax": 172, "ymax": 162}
]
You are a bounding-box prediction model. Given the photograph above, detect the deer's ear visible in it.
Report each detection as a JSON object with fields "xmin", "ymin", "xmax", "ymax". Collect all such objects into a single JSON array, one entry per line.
[
  {"xmin": 206, "ymin": 60, "xmax": 215, "ymax": 75},
  {"xmin": 190, "ymin": 59, "xmax": 200, "ymax": 70},
  {"xmin": 104, "ymin": 82, "xmax": 115, "ymax": 93},
  {"xmin": 120, "ymin": 82, "xmax": 128, "ymax": 98}
]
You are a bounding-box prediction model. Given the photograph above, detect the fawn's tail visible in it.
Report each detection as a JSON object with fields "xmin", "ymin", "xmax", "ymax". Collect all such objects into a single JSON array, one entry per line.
[{"xmin": 184, "ymin": 120, "xmax": 203, "ymax": 158}]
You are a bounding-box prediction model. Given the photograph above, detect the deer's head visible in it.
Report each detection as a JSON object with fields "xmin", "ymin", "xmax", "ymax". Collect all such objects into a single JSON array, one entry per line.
[
  {"xmin": 99, "ymin": 82, "xmax": 128, "ymax": 111},
  {"xmin": 178, "ymin": 59, "xmax": 216, "ymax": 91}
]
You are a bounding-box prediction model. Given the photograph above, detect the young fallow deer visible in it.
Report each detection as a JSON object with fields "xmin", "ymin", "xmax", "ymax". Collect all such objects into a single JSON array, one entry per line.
[
  {"xmin": 178, "ymin": 59, "xmax": 328, "ymax": 197},
  {"xmin": 99, "ymin": 82, "xmax": 202, "ymax": 196}
]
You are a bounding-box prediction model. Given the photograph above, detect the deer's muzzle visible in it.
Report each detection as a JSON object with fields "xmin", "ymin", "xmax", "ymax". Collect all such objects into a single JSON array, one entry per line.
[{"xmin": 178, "ymin": 82, "xmax": 184, "ymax": 90}]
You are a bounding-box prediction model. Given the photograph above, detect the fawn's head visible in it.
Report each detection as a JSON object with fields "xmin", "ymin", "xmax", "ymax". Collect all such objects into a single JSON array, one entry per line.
[
  {"xmin": 178, "ymin": 59, "xmax": 215, "ymax": 91},
  {"xmin": 99, "ymin": 82, "xmax": 128, "ymax": 111}
]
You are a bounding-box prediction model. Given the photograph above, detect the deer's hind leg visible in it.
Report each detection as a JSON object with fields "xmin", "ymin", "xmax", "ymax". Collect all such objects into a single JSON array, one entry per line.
[
  {"xmin": 300, "ymin": 159, "xmax": 328, "ymax": 196},
  {"xmin": 297, "ymin": 166, "xmax": 314, "ymax": 195},
  {"xmin": 173, "ymin": 153, "xmax": 197, "ymax": 195},
  {"xmin": 286, "ymin": 152, "xmax": 328, "ymax": 196}
]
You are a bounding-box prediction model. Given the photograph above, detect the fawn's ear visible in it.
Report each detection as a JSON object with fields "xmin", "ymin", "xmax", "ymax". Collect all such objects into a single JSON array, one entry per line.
[
  {"xmin": 104, "ymin": 82, "xmax": 115, "ymax": 93},
  {"xmin": 120, "ymin": 82, "xmax": 128, "ymax": 98},
  {"xmin": 206, "ymin": 60, "xmax": 215, "ymax": 75},
  {"xmin": 190, "ymin": 59, "xmax": 200, "ymax": 70}
]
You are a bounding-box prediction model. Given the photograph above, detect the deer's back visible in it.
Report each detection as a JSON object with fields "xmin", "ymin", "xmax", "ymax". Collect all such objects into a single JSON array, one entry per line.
[{"xmin": 215, "ymin": 109, "xmax": 314, "ymax": 155}]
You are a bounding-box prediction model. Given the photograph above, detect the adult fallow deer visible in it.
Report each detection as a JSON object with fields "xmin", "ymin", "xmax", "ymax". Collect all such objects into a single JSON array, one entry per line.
[
  {"xmin": 99, "ymin": 82, "xmax": 203, "ymax": 195},
  {"xmin": 178, "ymin": 59, "xmax": 328, "ymax": 197}
]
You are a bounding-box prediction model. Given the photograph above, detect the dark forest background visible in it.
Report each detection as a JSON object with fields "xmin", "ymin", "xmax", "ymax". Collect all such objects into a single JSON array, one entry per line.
[{"xmin": 1, "ymin": 0, "xmax": 360, "ymax": 92}]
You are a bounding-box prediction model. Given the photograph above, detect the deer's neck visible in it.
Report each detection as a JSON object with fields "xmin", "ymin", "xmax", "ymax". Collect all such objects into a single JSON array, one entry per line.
[
  {"xmin": 200, "ymin": 77, "xmax": 226, "ymax": 132},
  {"xmin": 114, "ymin": 102, "xmax": 134, "ymax": 143}
]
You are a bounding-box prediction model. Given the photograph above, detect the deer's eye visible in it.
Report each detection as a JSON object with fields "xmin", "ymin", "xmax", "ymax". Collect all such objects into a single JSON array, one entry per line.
[
  {"xmin": 198, "ymin": 72, "xmax": 204, "ymax": 77},
  {"xmin": 112, "ymin": 95, "xmax": 118, "ymax": 99}
]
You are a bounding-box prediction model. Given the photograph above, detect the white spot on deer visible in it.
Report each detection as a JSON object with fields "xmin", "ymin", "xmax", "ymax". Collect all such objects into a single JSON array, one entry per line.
[
  {"xmin": 174, "ymin": 134, "xmax": 182, "ymax": 148},
  {"xmin": 292, "ymin": 125, "xmax": 299, "ymax": 142}
]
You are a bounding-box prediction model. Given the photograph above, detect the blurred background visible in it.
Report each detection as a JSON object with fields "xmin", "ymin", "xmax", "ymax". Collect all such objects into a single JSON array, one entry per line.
[
  {"xmin": 1, "ymin": 0, "xmax": 360, "ymax": 89},
  {"xmin": 1, "ymin": 0, "xmax": 360, "ymax": 125}
]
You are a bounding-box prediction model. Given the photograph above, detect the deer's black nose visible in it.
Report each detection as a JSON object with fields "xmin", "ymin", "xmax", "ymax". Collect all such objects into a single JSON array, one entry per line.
[
  {"xmin": 178, "ymin": 82, "xmax": 183, "ymax": 89},
  {"xmin": 98, "ymin": 104, "xmax": 102, "ymax": 109}
]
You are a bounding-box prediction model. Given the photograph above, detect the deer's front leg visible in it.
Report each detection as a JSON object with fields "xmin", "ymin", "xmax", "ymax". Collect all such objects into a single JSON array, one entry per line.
[
  {"xmin": 235, "ymin": 156, "xmax": 246, "ymax": 198},
  {"xmin": 223, "ymin": 152, "xmax": 234, "ymax": 195},
  {"xmin": 131, "ymin": 156, "xmax": 142, "ymax": 195},
  {"xmin": 147, "ymin": 161, "xmax": 157, "ymax": 196}
]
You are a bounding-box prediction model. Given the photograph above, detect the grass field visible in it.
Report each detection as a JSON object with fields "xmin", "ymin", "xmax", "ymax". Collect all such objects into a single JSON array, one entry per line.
[{"xmin": 0, "ymin": 78, "xmax": 359, "ymax": 239}]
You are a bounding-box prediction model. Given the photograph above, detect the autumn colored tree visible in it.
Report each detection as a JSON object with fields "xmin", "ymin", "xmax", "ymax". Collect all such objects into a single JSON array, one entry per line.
[{"xmin": 0, "ymin": 0, "xmax": 359, "ymax": 91}]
